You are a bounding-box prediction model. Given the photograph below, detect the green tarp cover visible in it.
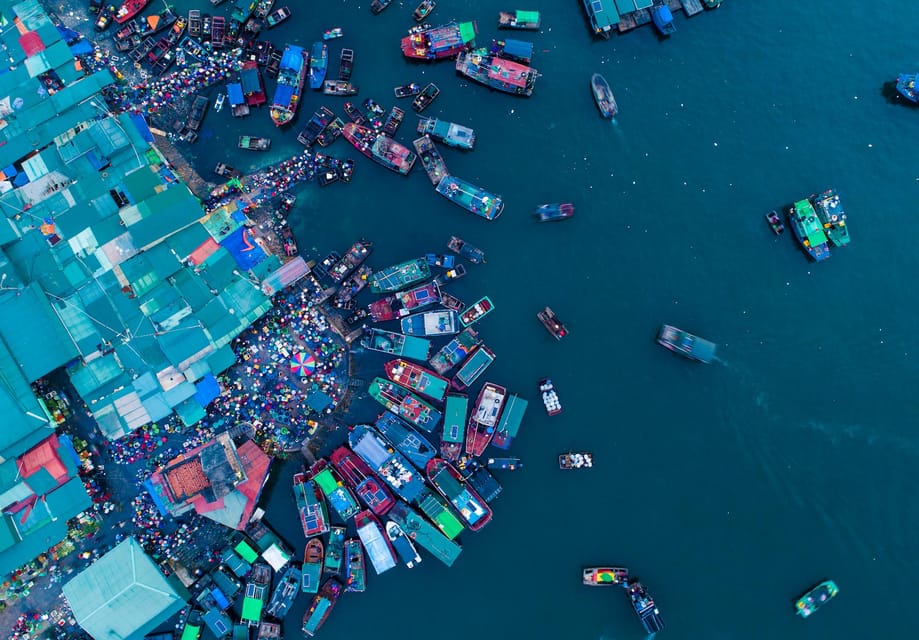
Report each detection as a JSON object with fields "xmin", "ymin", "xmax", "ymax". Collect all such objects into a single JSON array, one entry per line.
[
  {"xmin": 459, "ymin": 21, "xmax": 477, "ymax": 43},
  {"xmin": 313, "ymin": 468, "xmax": 339, "ymax": 496},
  {"xmin": 235, "ymin": 540, "xmax": 259, "ymax": 563},
  {"xmin": 240, "ymin": 596, "xmax": 262, "ymax": 623},
  {"xmin": 516, "ymin": 10, "xmax": 540, "ymax": 22}
]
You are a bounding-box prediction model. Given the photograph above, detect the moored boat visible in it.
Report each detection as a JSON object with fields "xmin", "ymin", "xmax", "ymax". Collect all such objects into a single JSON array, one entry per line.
[
  {"xmin": 539, "ymin": 378, "xmax": 562, "ymax": 416},
  {"xmin": 330, "ymin": 446, "xmax": 396, "ymax": 515},
  {"xmin": 297, "ymin": 106, "xmax": 335, "ymax": 146},
  {"xmin": 370, "ymin": 0, "xmax": 392, "ymax": 14},
  {"xmin": 349, "ymin": 425, "xmax": 428, "ymax": 503},
  {"xmin": 386, "ymin": 520, "xmax": 422, "ymax": 568},
  {"xmin": 486, "ymin": 457, "xmax": 522, "ymax": 470},
  {"xmin": 795, "ymin": 580, "xmax": 839, "ymax": 618},
  {"xmin": 811, "ymin": 188, "xmax": 850, "ymax": 248},
  {"xmin": 265, "ymin": 564, "xmax": 301, "ymax": 619},
  {"xmin": 412, "ymin": 135, "xmax": 450, "ymax": 186},
  {"xmin": 583, "ymin": 566, "xmax": 629, "ymax": 587},
  {"xmin": 451, "ymin": 345, "xmax": 495, "ymax": 391},
  {"xmin": 385, "ymin": 359, "xmax": 450, "ymax": 402},
  {"xmin": 465, "ymin": 382, "xmax": 507, "ymax": 456},
  {"xmin": 489, "ymin": 37, "xmax": 533, "ymax": 63},
  {"xmin": 498, "ymin": 9, "xmax": 541, "ymax": 29},
  {"xmin": 301, "ymin": 538, "xmax": 324, "ymax": 594},
  {"xmin": 459, "ymin": 296, "xmax": 495, "ymax": 327},
  {"xmin": 417, "ymin": 116, "xmax": 476, "ymax": 149},
  {"xmin": 441, "ymin": 393, "xmax": 467, "ymax": 462},
  {"xmin": 401, "ymin": 21, "xmax": 478, "ymax": 60},
  {"xmin": 787, "ymin": 198, "xmax": 831, "ymax": 261},
  {"xmin": 114, "ymin": 0, "xmax": 150, "ymax": 25},
  {"xmin": 537, "ymin": 306, "xmax": 568, "ymax": 340},
  {"xmin": 456, "ymin": 49, "xmax": 539, "ymax": 96},
  {"xmin": 238, "ymin": 136, "xmax": 271, "ymax": 151},
  {"xmin": 591, "ymin": 73, "xmax": 618, "ymax": 118},
  {"xmin": 401, "ymin": 310, "xmax": 459, "ymax": 337},
  {"xmin": 360, "ymin": 328, "xmax": 432, "ymax": 361},
  {"xmin": 651, "ymin": 3, "xmax": 676, "ymax": 35},
  {"xmin": 388, "ymin": 500, "xmax": 462, "ymax": 566},
  {"xmin": 374, "ymin": 412, "xmax": 438, "ymax": 469},
  {"xmin": 328, "ymin": 240, "xmax": 373, "ymax": 283},
  {"xmin": 241, "ymin": 562, "xmax": 271, "ymax": 627},
  {"xmin": 436, "ymin": 176, "xmax": 504, "ymax": 220},
  {"xmin": 343, "ymin": 539, "xmax": 366, "ymax": 592},
  {"xmin": 369, "ymin": 257, "xmax": 430, "ymax": 293},
  {"xmin": 265, "ymin": 6, "xmax": 290, "ymax": 27},
  {"xmin": 323, "ymin": 526, "xmax": 345, "ymax": 576},
  {"xmin": 559, "ymin": 451, "xmax": 593, "ymax": 469},
  {"xmin": 415, "ymin": 487, "xmax": 465, "ymax": 539},
  {"xmin": 270, "ymin": 45, "xmax": 307, "ymax": 126},
  {"xmin": 429, "ymin": 327, "xmax": 482, "ymax": 374},
  {"xmin": 656, "ymin": 324, "xmax": 717, "ymax": 363},
  {"xmin": 368, "ymin": 377, "xmax": 443, "ymax": 432},
  {"xmin": 338, "ymin": 48, "xmax": 354, "ymax": 81},
  {"xmin": 765, "ymin": 209, "xmax": 785, "ymax": 234},
  {"xmin": 323, "ymin": 26, "xmax": 343, "ymax": 40},
  {"xmin": 434, "ymin": 266, "xmax": 467, "ymax": 288},
  {"xmin": 309, "ymin": 41, "xmax": 329, "ymax": 90},
  {"xmin": 412, "ymin": 82, "xmax": 440, "ymax": 113},
  {"xmin": 396, "ymin": 282, "xmax": 441, "ymax": 314},
  {"xmin": 426, "ymin": 457, "xmax": 493, "ymax": 531},
  {"xmin": 395, "ymin": 83, "xmax": 422, "ymax": 98},
  {"xmin": 627, "ymin": 580, "xmax": 665, "ymax": 634},
  {"xmin": 896, "ymin": 72, "xmax": 919, "ymax": 103},
  {"xmin": 342, "ymin": 123, "xmax": 417, "ymax": 175},
  {"xmin": 466, "ymin": 462, "xmax": 503, "ymax": 502},
  {"xmin": 301, "ymin": 578, "xmax": 342, "ymax": 637},
  {"xmin": 293, "ymin": 473, "xmax": 330, "ymax": 538},
  {"xmin": 322, "ymin": 80, "xmax": 359, "ymax": 96},
  {"xmin": 355, "ymin": 510, "xmax": 398, "ymax": 575},
  {"xmin": 317, "ymin": 117, "xmax": 345, "ymax": 146},
  {"xmin": 413, "ymin": 0, "xmax": 436, "ymax": 22},
  {"xmin": 382, "ymin": 106, "xmax": 405, "ymax": 136},
  {"xmin": 310, "ymin": 459, "xmax": 361, "ymax": 521},
  {"xmin": 491, "ymin": 393, "xmax": 528, "ymax": 449},
  {"xmin": 447, "ymin": 236, "xmax": 486, "ymax": 264}
]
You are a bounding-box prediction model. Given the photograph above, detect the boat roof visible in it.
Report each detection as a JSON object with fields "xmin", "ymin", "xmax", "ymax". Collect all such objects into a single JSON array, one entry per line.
[
  {"xmin": 401, "ymin": 334, "xmax": 433, "ymax": 360},
  {"xmin": 458, "ymin": 21, "xmax": 477, "ymax": 43},
  {"xmin": 515, "ymin": 10, "xmax": 540, "ymax": 22},
  {"xmin": 793, "ymin": 199, "xmax": 829, "ymax": 247},
  {"xmin": 443, "ymin": 395, "xmax": 467, "ymax": 443},
  {"xmin": 502, "ymin": 38, "xmax": 533, "ymax": 58},
  {"xmin": 240, "ymin": 595, "xmax": 263, "ymax": 622},
  {"xmin": 280, "ymin": 44, "xmax": 303, "ymax": 67},
  {"xmin": 590, "ymin": 0, "xmax": 621, "ymax": 28},
  {"xmin": 487, "ymin": 57, "xmax": 532, "ymax": 88},
  {"xmin": 312, "ymin": 467, "xmax": 339, "ymax": 496},
  {"xmin": 226, "ymin": 83, "xmax": 244, "ymax": 106},
  {"xmin": 496, "ymin": 394, "xmax": 528, "ymax": 437}
]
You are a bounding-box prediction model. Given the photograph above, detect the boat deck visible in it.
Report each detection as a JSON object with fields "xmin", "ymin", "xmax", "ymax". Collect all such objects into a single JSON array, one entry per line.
[{"xmin": 492, "ymin": 394, "xmax": 528, "ymax": 449}]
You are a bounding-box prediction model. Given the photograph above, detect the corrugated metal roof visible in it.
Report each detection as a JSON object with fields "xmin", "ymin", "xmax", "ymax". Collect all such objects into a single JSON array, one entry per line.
[{"xmin": 0, "ymin": 281, "xmax": 78, "ymax": 379}]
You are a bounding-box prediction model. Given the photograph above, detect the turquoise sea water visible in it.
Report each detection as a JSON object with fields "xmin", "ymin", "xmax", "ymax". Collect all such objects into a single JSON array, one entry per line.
[{"xmin": 176, "ymin": 0, "xmax": 919, "ymax": 637}]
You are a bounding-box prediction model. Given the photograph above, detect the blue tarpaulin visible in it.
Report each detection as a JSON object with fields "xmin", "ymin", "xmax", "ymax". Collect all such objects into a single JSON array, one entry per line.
[
  {"xmin": 502, "ymin": 39, "xmax": 533, "ymax": 60},
  {"xmin": 226, "ymin": 83, "xmax": 244, "ymax": 106},
  {"xmin": 272, "ymin": 84, "xmax": 293, "ymax": 108},
  {"xmin": 193, "ymin": 373, "xmax": 221, "ymax": 406},
  {"xmin": 69, "ymin": 40, "xmax": 93, "ymax": 56},
  {"xmin": 128, "ymin": 113, "xmax": 154, "ymax": 143},
  {"xmin": 220, "ymin": 226, "xmax": 267, "ymax": 270},
  {"xmin": 280, "ymin": 45, "xmax": 304, "ymax": 69},
  {"xmin": 306, "ymin": 390, "xmax": 333, "ymax": 412}
]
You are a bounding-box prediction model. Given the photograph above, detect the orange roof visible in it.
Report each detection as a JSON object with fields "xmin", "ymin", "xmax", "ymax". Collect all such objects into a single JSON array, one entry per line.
[
  {"xmin": 487, "ymin": 58, "xmax": 530, "ymax": 88},
  {"xmin": 188, "ymin": 237, "xmax": 220, "ymax": 266},
  {"xmin": 163, "ymin": 458, "xmax": 210, "ymax": 500}
]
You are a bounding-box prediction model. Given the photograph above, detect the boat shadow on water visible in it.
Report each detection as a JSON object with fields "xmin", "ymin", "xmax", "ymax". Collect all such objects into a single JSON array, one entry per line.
[{"xmin": 880, "ymin": 80, "xmax": 918, "ymax": 106}]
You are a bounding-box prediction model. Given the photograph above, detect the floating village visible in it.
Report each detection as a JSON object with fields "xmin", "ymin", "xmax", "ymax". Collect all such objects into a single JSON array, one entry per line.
[{"xmin": 0, "ymin": 0, "xmax": 905, "ymax": 637}]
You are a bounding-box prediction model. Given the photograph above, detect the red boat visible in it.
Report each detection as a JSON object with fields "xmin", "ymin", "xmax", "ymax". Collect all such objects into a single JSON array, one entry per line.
[
  {"xmin": 400, "ymin": 21, "xmax": 477, "ymax": 60},
  {"xmin": 370, "ymin": 295, "xmax": 404, "ymax": 322},
  {"xmin": 114, "ymin": 0, "xmax": 150, "ymax": 24},
  {"xmin": 302, "ymin": 577, "xmax": 342, "ymax": 637},
  {"xmin": 425, "ymin": 457, "xmax": 493, "ymax": 531},
  {"xmin": 240, "ymin": 60, "xmax": 267, "ymax": 106},
  {"xmin": 329, "ymin": 446, "xmax": 395, "ymax": 515},
  {"xmin": 465, "ymin": 382, "xmax": 507, "ymax": 457},
  {"xmin": 383, "ymin": 359, "xmax": 450, "ymax": 403}
]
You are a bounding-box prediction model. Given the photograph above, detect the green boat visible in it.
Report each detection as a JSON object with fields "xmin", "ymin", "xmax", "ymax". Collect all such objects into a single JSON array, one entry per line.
[
  {"xmin": 369, "ymin": 257, "xmax": 431, "ymax": 293},
  {"xmin": 441, "ymin": 393, "xmax": 467, "ymax": 462},
  {"xmin": 795, "ymin": 580, "xmax": 838, "ymax": 618},
  {"xmin": 491, "ymin": 393, "xmax": 529, "ymax": 449},
  {"xmin": 811, "ymin": 188, "xmax": 850, "ymax": 248},
  {"xmin": 429, "ymin": 327, "xmax": 482, "ymax": 374},
  {"xmin": 788, "ymin": 199, "xmax": 830, "ymax": 261},
  {"xmin": 323, "ymin": 526, "xmax": 345, "ymax": 575},
  {"xmin": 361, "ymin": 328, "xmax": 432, "ymax": 361},
  {"xmin": 368, "ymin": 377, "xmax": 443, "ymax": 432},
  {"xmin": 388, "ymin": 500, "xmax": 463, "ymax": 566},
  {"xmin": 450, "ymin": 345, "xmax": 495, "ymax": 391},
  {"xmin": 459, "ymin": 296, "xmax": 495, "ymax": 327},
  {"xmin": 414, "ymin": 488, "xmax": 465, "ymax": 539}
]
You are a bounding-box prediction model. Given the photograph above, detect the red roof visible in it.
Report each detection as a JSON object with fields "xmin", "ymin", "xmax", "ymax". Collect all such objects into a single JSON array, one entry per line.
[
  {"xmin": 18, "ymin": 435, "xmax": 68, "ymax": 482},
  {"xmin": 234, "ymin": 440, "xmax": 272, "ymax": 527},
  {"xmin": 188, "ymin": 238, "xmax": 220, "ymax": 265},
  {"xmin": 487, "ymin": 58, "xmax": 530, "ymax": 89},
  {"xmin": 163, "ymin": 458, "xmax": 210, "ymax": 499},
  {"xmin": 18, "ymin": 31, "xmax": 44, "ymax": 58}
]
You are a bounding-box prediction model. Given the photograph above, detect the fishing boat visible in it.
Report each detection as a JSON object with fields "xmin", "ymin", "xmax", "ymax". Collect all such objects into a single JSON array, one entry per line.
[
  {"xmin": 349, "ymin": 425, "xmax": 428, "ymax": 503},
  {"xmin": 591, "ymin": 73, "xmax": 618, "ymax": 118},
  {"xmin": 333, "ymin": 265, "xmax": 372, "ymax": 306},
  {"xmin": 323, "ymin": 26, "xmax": 343, "ymax": 40},
  {"xmin": 498, "ymin": 9, "xmax": 541, "ymax": 29},
  {"xmin": 322, "ymin": 80, "xmax": 359, "ymax": 96},
  {"xmin": 811, "ymin": 188, "xmax": 850, "ymax": 248},
  {"xmin": 466, "ymin": 462, "xmax": 502, "ymax": 502},
  {"xmin": 301, "ymin": 539, "xmax": 324, "ymax": 594},
  {"xmin": 434, "ymin": 266, "xmax": 467, "ymax": 288},
  {"xmin": 342, "ymin": 123, "xmax": 417, "ymax": 175},
  {"xmin": 330, "ymin": 446, "xmax": 395, "ymax": 515},
  {"xmin": 386, "ymin": 520, "xmax": 422, "ymax": 568},
  {"xmin": 368, "ymin": 377, "xmax": 443, "ymax": 432},
  {"xmin": 466, "ymin": 382, "xmax": 507, "ymax": 456},
  {"xmin": 787, "ymin": 198, "xmax": 831, "ymax": 261},
  {"xmin": 238, "ymin": 136, "xmax": 271, "ymax": 151},
  {"xmin": 441, "ymin": 393, "xmax": 467, "ymax": 462},
  {"xmin": 309, "ymin": 459, "xmax": 361, "ymax": 521},
  {"xmin": 382, "ymin": 106, "xmax": 405, "ymax": 136},
  {"xmin": 384, "ymin": 359, "xmax": 450, "ymax": 402},
  {"xmin": 426, "ymin": 458, "xmax": 493, "ymax": 531},
  {"xmin": 896, "ymin": 72, "xmax": 919, "ymax": 103},
  {"xmin": 656, "ymin": 324, "xmax": 717, "ymax": 363},
  {"xmin": 374, "ymin": 412, "xmax": 438, "ymax": 469},
  {"xmin": 417, "ymin": 117, "xmax": 476, "ymax": 149},
  {"xmin": 559, "ymin": 451, "xmax": 593, "ymax": 469},
  {"xmin": 338, "ymin": 48, "xmax": 354, "ymax": 81},
  {"xmin": 317, "ymin": 117, "xmax": 345, "ymax": 146},
  {"xmin": 293, "ymin": 473, "xmax": 330, "ymax": 537},
  {"xmin": 486, "ymin": 457, "xmax": 522, "ymax": 470},
  {"xmin": 241, "ymin": 562, "xmax": 271, "ymax": 627},
  {"xmin": 211, "ymin": 16, "xmax": 226, "ymax": 47},
  {"xmin": 535, "ymin": 203, "xmax": 574, "ymax": 221},
  {"xmin": 370, "ymin": 0, "xmax": 392, "ymax": 14},
  {"xmin": 269, "ymin": 45, "xmax": 307, "ymax": 126},
  {"xmin": 297, "ymin": 106, "xmax": 335, "ymax": 146},
  {"xmin": 355, "ymin": 511, "xmax": 398, "ymax": 575},
  {"xmin": 415, "ymin": 487, "xmax": 465, "ymax": 539},
  {"xmin": 413, "ymin": 0, "xmax": 436, "ymax": 21},
  {"xmin": 395, "ymin": 83, "xmax": 422, "ymax": 98},
  {"xmin": 361, "ymin": 325, "xmax": 431, "ymax": 358},
  {"xmin": 425, "ymin": 254, "xmax": 455, "ymax": 268},
  {"xmin": 343, "ymin": 539, "xmax": 366, "ymax": 592},
  {"xmin": 241, "ymin": 60, "xmax": 267, "ymax": 106},
  {"xmin": 539, "ymin": 378, "xmax": 562, "ymax": 416},
  {"xmin": 447, "ymin": 236, "xmax": 486, "ymax": 264},
  {"xmin": 455, "ymin": 49, "xmax": 539, "ymax": 96},
  {"xmin": 451, "ymin": 345, "xmax": 495, "ymax": 391},
  {"xmin": 581, "ymin": 0, "xmax": 615, "ymax": 33},
  {"xmin": 489, "ymin": 37, "xmax": 534, "ymax": 63},
  {"xmin": 491, "ymin": 393, "xmax": 528, "ymax": 449},
  {"xmin": 253, "ymin": 0, "xmax": 274, "ymax": 19},
  {"xmin": 537, "ymin": 306, "xmax": 567, "ymax": 340},
  {"xmin": 266, "ymin": 6, "xmax": 290, "ymax": 27},
  {"xmin": 114, "ymin": 0, "xmax": 150, "ymax": 24},
  {"xmin": 651, "ymin": 2, "xmax": 676, "ymax": 35},
  {"xmin": 328, "ymin": 240, "xmax": 373, "ymax": 283},
  {"xmin": 795, "ymin": 580, "xmax": 839, "ymax": 618},
  {"xmin": 369, "ymin": 257, "xmax": 430, "ymax": 293},
  {"xmin": 583, "ymin": 567, "xmax": 629, "ymax": 587},
  {"xmin": 412, "ymin": 135, "xmax": 450, "ymax": 186},
  {"xmin": 265, "ymin": 564, "xmax": 301, "ymax": 619},
  {"xmin": 396, "ymin": 282, "xmax": 440, "ymax": 315},
  {"xmin": 187, "ymin": 9, "xmax": 202, "ymax": 37},
  {"xmin": 388, "ymin": 500, "xmax": 462, "ymax": 566},
  {"xmin": 765, "ymin": 210, "xmax": 785, "ymax": 234},
  {"xmin": 323, "ymin": 526, "xmax": 345, "ymax": 575},
  {"xmin": 301, "ymin": 578, "xmax": 342, "ymax": 637},
  {"xmin": 401, "ymin": 21, "xmax": 478, "ymax": 60},
  {"xmin": 401, "ymin": 310, "xmax": 459, "ymax": 337},
  {"xmin": 459, "ymin": 296, "xmax": 495, "ymax": 327},
  {"xmin": 362, "ymin": 98, "xmax": 386, "ymax": 129},
  {"xmin": 411, "ymin": 83, "xmax": 440, "ymax": 113},
  {"xmin": 429, "ymin": 327, "xmax": 482, "ymax": 374},
  {"xmin": 436, "ymin": 176, "xmax": 504, "ymax": 220},
  {"xmin": 309, "ymin": 41, "xmax": 329, "ymax": 90},
  {"xmin": 627, "ymin": 580, "xmax": 665, "ymax": 634}
]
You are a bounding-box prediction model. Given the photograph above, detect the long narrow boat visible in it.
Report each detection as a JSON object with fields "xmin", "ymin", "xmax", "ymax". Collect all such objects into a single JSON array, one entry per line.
[
  {"xmin": 374, "ymin": 412, "xmax": 438, "ymax": 469},
  {"xmin": 368, "ymin": 377, "xmax": 443, "ymax": 432},
  {"xmin": 384, "ymin": 359, "xmax": 450, "ymax": 402},
  {"xmin": 455, "ymin": 49, "xmax": 539, "ymax": 96},
  {"xmin": 450, "ymin": 345, "xmax": 495, "ymax": 391},
  {"xmin": 328, "ymin": 240, "xmax": 373, "ymax": 283},
  {"xmin": 425, "ymin": 457, "xmax": 493, "ymax": 531},
  {"xmin": 415, "ymin": 488, "xmax": 465, "ymax": 539},
  {"xmin": 301, "ymin": 538, "xmax": 324, "ymax": 594},
  {"xmin": 491, "ymin": 393, "xmax": 528, "ymax": 449},
  {"xmin": 417, "ymin": 116, "xmax": 476, "ymax": 149},
  {"xmin": 787, "ymin": 199, "xmax": 830, "ymax": 261},
  {"xmin": 301, "ymin": 578, "xmax": 343, "ymax": 637},
  {"xmin": 436, "ymin": 175, "xmax": 504, "ymax": 220},
  {"xmin": 240, "ymin": 562, "xmax": 271, "ymax": 627},
  {"xmin": 441, "ymin": 393, "xmax": 467, "ymax": 462},
  {"xmin": 446, "ymin": 236, "xmax": 486, "ymax": 264},
  {"xmin": 810, "ymin": 188, "xmax": 850, "ymax": 248},
  {"xmin": 329, "ymin": 446, "xmax": 396, "ymax": 515},
  {"xmin": 323, "ymin": 526, "xmax": 345, "ymax": 576},
  {"xmin": 795, "ymin": 580, "xmax": 839, "ymax": 617},
  {"xmin": 309, "ymin": 459, "xmax": 361, "ymax": 521},
  {"xmin": 388, "ymin": 500, "xmax": 462, "ymax": 566},
  {"xmin": 342, "ymin": 123, "xmax": 417, "ymax": 175},
  {"xmin": 459, "ymin": 296, "xmax": 495, "ymax": 327},
  {"xmin": 265, "ymin": 564, "xmax": 301, "ymax": 619},
  {"xmin": 412, "ymin": 135, "xmax": 450, "ymax": 186},
  {"xmin": 401, "ymin": 21, "xmax": 478, "ymax": 59},
  {"xmin": 308, "ymin": 41, "xmax": 329, "ymax": 90},
  {"xmin": 369, "ymin": 257, "xmax": 431, "ymax": 293},
  {"xmin": 627, "ymin": 580, "xmax": 665, "ymax": 634},
  {"xmin": 582, "ymin": 566, "xmax": 629, "ymax": 587},
  {"xmin": 360, "ymin": 328, "xmax": 432, "ymax": 361},
  {"xmin": 292, "ymin": 472, "xmax": 330, "ymax": 537},
  {"xmin": 465, "ymin": 382, "xmax": 507, "ymax": 456},
  {"xmin": 386, "ymin": 520, "xmax": 422, "ymax": 568},
  {"xmin": 401, "ymin": 310, "xmax": 459, "ymax": 337},
  {"xmin": 396, "ymin": 282, "xmax": 441, "ymax": 314},
  {"xmin": 591, "ymin": 73, "xmax": 618, "ymax": 118},
  {"xmin": 344, "ymin": 539, "xmax": 366, "ymax": 592},
  {"xmin": 355, "ymin": 511, "xmax": 398, "ymax": 575},
  {"xmin": 270, "ymin": 45, "xmax": 308, "ymax": 126},
  {"xmin": 656, "ymin": 325, "xmax": 717, "ymax": 364},
  {"xmin": 349, "ymin": 425, "xmax": 428, "ymax": 503},
  {"xmin": 429, "ymin": 327, "xmax": 481, "ymax": 374}
]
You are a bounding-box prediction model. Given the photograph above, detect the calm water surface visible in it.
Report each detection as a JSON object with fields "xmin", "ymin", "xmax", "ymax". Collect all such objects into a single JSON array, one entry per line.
[{"xmin": 178, "ymin": 0, "xmax": 919, "ymax": 637}]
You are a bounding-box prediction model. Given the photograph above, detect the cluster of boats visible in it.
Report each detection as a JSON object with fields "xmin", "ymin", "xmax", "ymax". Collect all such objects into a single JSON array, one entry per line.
[
  {"xmin": 582, "ymin": 567, "xmax": 665, "ymax": 634},
  {"xmin": 782, "ymin": 188, "xmax": 851, "ymax": 262}
]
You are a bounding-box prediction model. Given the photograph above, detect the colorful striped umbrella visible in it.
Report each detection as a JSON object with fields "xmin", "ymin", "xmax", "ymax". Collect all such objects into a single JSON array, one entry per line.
[{"xmin": 290, "ymin": 352, "xmax": 316, "ymax": 376}]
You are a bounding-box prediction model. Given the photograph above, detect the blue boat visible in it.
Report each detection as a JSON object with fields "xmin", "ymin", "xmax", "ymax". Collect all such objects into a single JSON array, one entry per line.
[
  {"xmin": 309, "ymin": 41, "xmax": 329, "ymax": 90},
  {"xmin": 349, "ymin": 425, "xmax": 428, "ymax": 503},
  {"xmin": 491, "ymin": 393, "xmax": 528, "ymax": 449},
  {"xmin": 450, "ymin": 345, "xmax": 495, "ymax": 391},
  {"xmin": 651, "ymin": 2, "xmax": 676, "ymax": 35},
  {"xmin": 787, "ymin": 199, "xmax": 830, "ymax": 262},
  {"xmin": 374, "ymin": 412, "xmax": 438, "ymax": 470},
  {"xmin": 896, "ymin": 72, "xmax": 918, "ymax": 104}
]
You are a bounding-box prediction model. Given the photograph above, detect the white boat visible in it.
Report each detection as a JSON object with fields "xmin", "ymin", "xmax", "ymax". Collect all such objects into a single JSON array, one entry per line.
[{"xmin": 214, "ymin": 93, "xmax": 225, "ymax": 112}]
